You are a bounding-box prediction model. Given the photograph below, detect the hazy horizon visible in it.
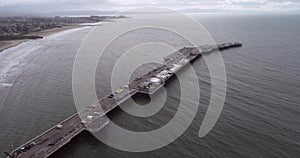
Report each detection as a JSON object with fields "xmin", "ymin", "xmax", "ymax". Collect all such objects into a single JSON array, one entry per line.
[{"xmin": 0, "ymin": 0, "xmax": 300, "ymax": 16}]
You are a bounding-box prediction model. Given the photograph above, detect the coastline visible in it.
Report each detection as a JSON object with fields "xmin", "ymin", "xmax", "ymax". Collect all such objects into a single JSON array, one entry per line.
[{"xmin": 0, "ymin": 25, "xmax": 84, "ymax": 52}]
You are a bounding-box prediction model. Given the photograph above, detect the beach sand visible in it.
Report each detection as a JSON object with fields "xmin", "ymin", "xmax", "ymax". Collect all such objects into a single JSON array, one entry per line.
[{"xmin": 0, "ymin": 25, "xmax": 84, "ymax": 52}]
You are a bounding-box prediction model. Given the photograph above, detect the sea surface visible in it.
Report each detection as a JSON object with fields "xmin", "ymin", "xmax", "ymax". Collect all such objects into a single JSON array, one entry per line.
[{"xmin": 0, "ymin": 14, "xmax": 300, "ymax": 158}]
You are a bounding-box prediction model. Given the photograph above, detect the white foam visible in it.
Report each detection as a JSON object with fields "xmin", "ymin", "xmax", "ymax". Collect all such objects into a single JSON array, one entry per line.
[
  {"xmin": 0, "ymin": 83, "xmax": 13, "ymax": 87},
  {"xmin": 0, "ymin": 26, "xmax": 91, "ymax": 83}
]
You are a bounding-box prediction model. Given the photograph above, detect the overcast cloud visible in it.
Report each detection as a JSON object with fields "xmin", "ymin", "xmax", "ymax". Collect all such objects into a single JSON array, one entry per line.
[{"xmin": 0, "ymin": 0, "xmax": 299, "ymax": 15}]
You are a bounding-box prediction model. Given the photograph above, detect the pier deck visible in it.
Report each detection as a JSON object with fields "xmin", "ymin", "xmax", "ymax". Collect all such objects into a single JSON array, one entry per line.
[{"xmin": 7, "ymin": 42, "xmax": 242, "ymax": 158}]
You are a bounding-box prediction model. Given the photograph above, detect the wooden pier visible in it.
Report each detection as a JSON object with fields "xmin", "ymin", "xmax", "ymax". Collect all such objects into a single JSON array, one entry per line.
[{"xmin": 6, "ymin": 42, "xmax": 242, "ymax": 158}]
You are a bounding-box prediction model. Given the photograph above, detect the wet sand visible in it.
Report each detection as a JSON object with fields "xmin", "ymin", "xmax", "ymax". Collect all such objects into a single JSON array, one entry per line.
[{"xmin": 0, "ymin": 25, "xmax": 84, "ymax": 52}]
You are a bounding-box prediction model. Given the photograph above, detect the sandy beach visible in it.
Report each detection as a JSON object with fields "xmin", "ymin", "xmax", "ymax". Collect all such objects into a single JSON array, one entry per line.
[{"xmin": 0, "ymin": 25, "xmax": 84, "ymax": 52}]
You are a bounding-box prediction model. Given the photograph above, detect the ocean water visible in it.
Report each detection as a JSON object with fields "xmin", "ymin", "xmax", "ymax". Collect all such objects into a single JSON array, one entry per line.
[{"xmin": 0, "ymin": 14, "xmax": 300, "ymax": 158}]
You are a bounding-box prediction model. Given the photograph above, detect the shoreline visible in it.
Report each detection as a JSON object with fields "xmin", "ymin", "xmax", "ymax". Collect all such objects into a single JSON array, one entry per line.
[{"xmin": 0, "ymin": 25, "xmax": 84, "ymax": 52}]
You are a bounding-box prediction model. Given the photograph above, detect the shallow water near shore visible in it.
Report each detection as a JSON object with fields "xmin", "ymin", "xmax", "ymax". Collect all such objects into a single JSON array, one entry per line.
[{"xmin": 1, "ymin": 14, "xmax": 300, "ymax": 158}]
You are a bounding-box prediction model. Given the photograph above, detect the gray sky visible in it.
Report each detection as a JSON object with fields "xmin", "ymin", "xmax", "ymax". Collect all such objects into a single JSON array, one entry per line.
[{"xmin": 0, "ymin": 0, "xmax": 299, "ymax": 15}]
